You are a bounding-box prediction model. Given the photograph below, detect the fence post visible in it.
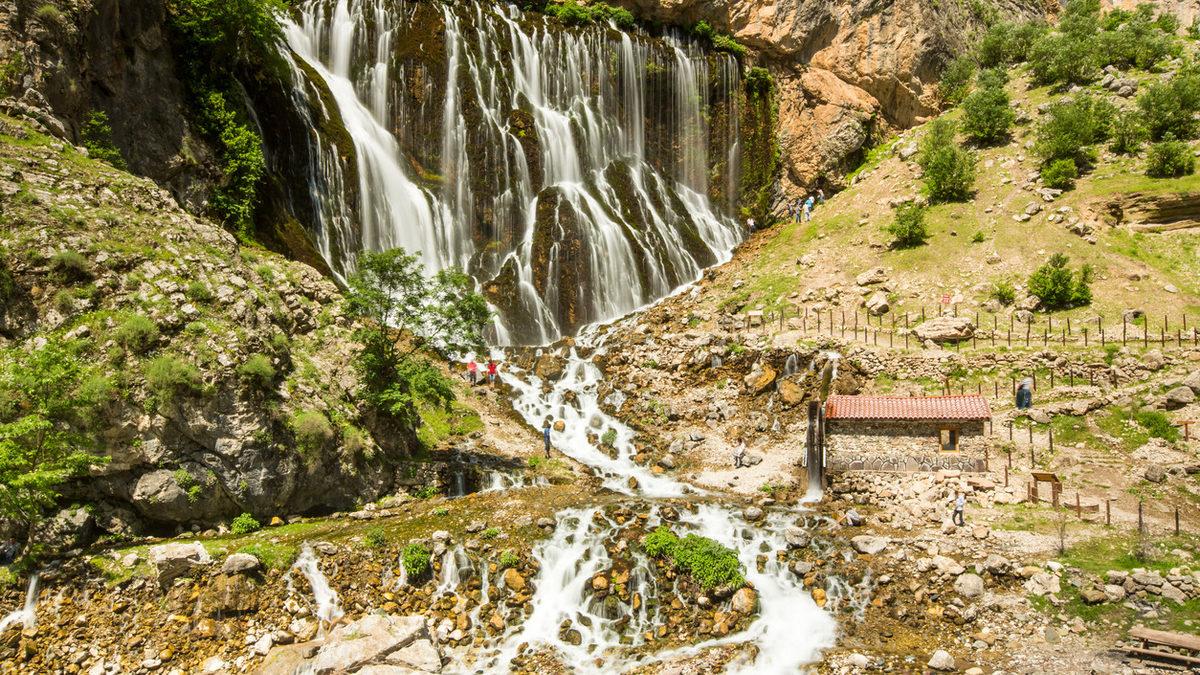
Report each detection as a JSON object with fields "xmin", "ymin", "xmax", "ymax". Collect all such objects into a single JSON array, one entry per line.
[
  {"xmin": 1049, "ymin": 427, "xmax": 1054, "ymax": 455},
  {"xmin": 1176, "ymin": 507, "xmax": 1181, "ymax": 536},
  {"xmin": 1123, "ymin": 316, "xmax": 1127, "ymax": 345},
  {"xmin": 1106, "ymin": 499, "xmax": 1111, "ymax": 526},
  {"xmin": 1075, "ymin": 493, "xmax": 1081, "ymax": 518},
  {"xmin": 1138, "ymin": 499, "xmax": 1144, "ymax": 534}
]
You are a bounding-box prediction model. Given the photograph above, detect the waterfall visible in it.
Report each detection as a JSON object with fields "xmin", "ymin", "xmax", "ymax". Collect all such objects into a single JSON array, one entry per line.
[
  {"xmin": 283, "ymin": 0, "xmax": 744, "ymax": 344},
  {"xmin": 288, "ymin": 544, "xmax": 345, "ymax": 632},
  {"xmin": 0, "ymin": 572, "xmax": 39, "ymax": 634}
]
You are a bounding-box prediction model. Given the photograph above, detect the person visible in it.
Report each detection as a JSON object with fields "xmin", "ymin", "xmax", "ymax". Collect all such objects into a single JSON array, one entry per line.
[
  {"xmin": 803, "ymin": 194, "xmax": 815, "ymax": 222},
  {"xmin": 950, "ymin": 491, "xmax": 966, "ymax": 527},
  {"xmin": 467, "ymin": 359, "xmax": 479, "ymax": 386},
  {"xmin": 487, "ymin": 359, "xmax": 498, "ymax": 385},
  {"xmin": 746, "ymin": 217, "xmax": 756, "ymax": 234},
  {"xmin": 817, "ymin": 188, "xmax": 825, "ymax": 205},
  {"xmin": 1016, "ymin": 378, "xmax": 1033, "ymax": 410},
  {"xmin": 542, "ymin": 418, "xmax": 553, "ymax": 458},
  {"xmin": 733, "ymin": 440, "xmax": 746, "ymax": 468}
]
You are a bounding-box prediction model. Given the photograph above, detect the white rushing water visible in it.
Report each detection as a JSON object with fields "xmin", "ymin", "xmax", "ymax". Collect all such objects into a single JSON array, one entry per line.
[
  {"xmin": 283, "ymin": 0, "xmax": 744, "ymax": 344},
  {"xmin": 0, "ymin": 572, "xmax": 39, "ymax": 634},
  {"xmin": 289, "ymin": 544, "xmax": 345, "ymax": 633},
  {"xmin": 480, "ymin": 350, "xmax": 838, "ymax": 673}
]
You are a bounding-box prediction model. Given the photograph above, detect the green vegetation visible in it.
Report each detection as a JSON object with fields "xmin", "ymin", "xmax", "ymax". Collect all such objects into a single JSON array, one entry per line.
[
  {"xmin": 1110, "ymin": 109, "xmax": 1147, "ymax": 155},
  {"xmin": 413, "ymin": 484, "xmax": 439, "ymax": 500},
  {"xmin": 1060, "ymin": 532, "xmax": 1199, "ymax": 575},
  {"xmin": 345, "ymin": 248, "xmax": 488, "ymax": 429},
  {"xmin": 237, "ymin": 353, "xmax": 276, "ymax": 391},
  {"xmin": 1146, "ymin": 136, "xmax": 1195, "ymax": 178},
  {"xmin": 402, "ymin": 543, "xmax": 431, "ymax": 578},
  {"xmin": 481, "ymin": 527, "xmax": 501, "ymax": 539},
  {"xmin": 0, "ymin": 52, "xmax": 24, "ymax": 97},
  {"xmin": 642, "ymin": 526, "xmax": 745, "ymax": 589},
  {"xmin": 0, "ymin": 341, "xmax": 108, "ymax": 545},
  {"xmin": 80, "ymin": 111, "xmax": 127, "ymax": 170},
  {"xmin": 144, "ymin": 354, "xmax": 204, "ymax": 406},
  {"xmin": 961, "ymin": 70, "xmax": 1013, "ymax": 144},
  {"xmin": 365, "ymin": 528, "xmax": 387, "ymax": 548},
  {"xmin": 989, "ymin": 280, "xmax": 1016, "ymax": 306},
  {"xmin": 230, "ymin": 512, "xmax": 261, "ymax": 535},
  {"xmin": 290, "ymin": 409, "xmax": 333, "ymax": 462},
  {"xmin": 917, "ymin": 118, "xmax": 975, "ymax": 202},
  {"xmin": 690, "ymin": 20, "xmax": 747, "ymax": 57},
  {"xmin": 1027, "ymin": 253, "xmax": 1092, "ymax": 310},
  {"xmin": 885, "ymin": 201, "xmax": 929, "ymax": 248},
  {"xmin": 938, "ymin": 56, "xmax": 976, "ymax": 106},
  {"xmin": 540, "ymin": 1, "xmax": 635, "ymax": 29},
  {"xmin": 173, "ymin": 468, "xmax": 204, "ymax": 503},
  {"xmin": 740, "ymin": 67, "xmax": 780, "ymax": 223},
  {"xmin": 196, "ymin": 91, "xmax": 266, "ymax": 237},
  {"xmin": 498, "ymin": 550, "xmax": 519, "ymax": 569},
  {"xmin": 600, "ymin": 428, "xmax": 617, "ymax": 447},
  {"xmin": 1041, "ymin": 158, "xmax": 1078, "ymax": 190},
  {"xmin": 1034, "ymin": 94, "xmax": 1113, "ymax": 170},
  {"xmin": 114, "ymin": 314, "xmax": 160, "ymax": 355},
  {"xmin": 48, "ymin": 250, "xmax": 90, "ymax": 284},
  {"xmin": 1138, "ymin": 69, "xmax": 1200, "ymax": 142}
]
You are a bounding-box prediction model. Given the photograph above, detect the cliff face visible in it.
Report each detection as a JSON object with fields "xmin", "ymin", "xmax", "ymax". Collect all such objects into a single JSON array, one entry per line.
[{"xmin": 626, "ymin": 0, "xmax": 1050, "ymax": 192}]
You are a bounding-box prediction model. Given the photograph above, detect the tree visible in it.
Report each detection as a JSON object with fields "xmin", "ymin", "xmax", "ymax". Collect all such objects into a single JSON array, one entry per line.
[
  {"xmin": 961, "ymin": 71, "xmax": 1014, "ymax": 145},
  {"xmin": 885, "ymin": 202, "xmax": 929, "ymax": 248},
  {"xmin": 1137, "ymin": 69, "xmax": 1200, "ymax": 142},
  {"xmin": 938, "ymin": 56, "xmax": 976, "ymax": 106},
  {"xmin": 1034, "ymin": 94, "xmax": 1114, "ymax": 167},
  {"xmin": 1146, "ymin": 135, "xmax": 1196, "ymax": 178},
  {"xmin": 165, "ymin": 0, "xmax": 287, "ymax": 72},
  {"xmin": 1027, "ymin": 253, "xmax": 1093, "ymax": 310},
  {"xmin": 345, "ymin": 249, "xmax": 490, "ymax": 426},
  {"xmin": 918, "ymin": 119, "xmax": 976, "ymax": 202},
  {"xmin": 0, "ymin": 342, "xmax": 107, "ymax": 540}
]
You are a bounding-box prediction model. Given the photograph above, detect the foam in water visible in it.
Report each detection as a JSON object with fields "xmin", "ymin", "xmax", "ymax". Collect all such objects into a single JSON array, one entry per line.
[
  {"xmin": 0, "ymin": 572, "xmax": 39, "ymax": 634},
  {"xmin": 289, "ymin": 544, "xmax": 345, "ymax": 632}
]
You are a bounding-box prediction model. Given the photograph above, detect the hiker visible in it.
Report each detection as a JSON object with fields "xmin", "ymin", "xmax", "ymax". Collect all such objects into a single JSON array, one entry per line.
[
  {"xmin": 732, "ymin": 440, "xmax": 747, "ymax": 468},
  {"xmin": 803, "ymin": 194, "xmax": 815, "ymax": 222},
  {"xmin": 1016, "ymin": 378, "xmax": 1033, "ymax": 410},
  {"xmin": 816, "ymin": 188, "xmax": 825, "ymax": 205},
  {"xmin": 467, "ymin": 359, "xmax": 479, "ymax": 386},
  {"xmin": 542, "ymin": 418, "xmax": 553, "ymax": 458},
  {"xmin": 949, "ymin": 491, "xmax": 966, "ymax": 527},
  {"xmin": 746, "ymin": 217, "xmax": 756, "ymax": 234},
  {"xmin": 487, "ymin": 359, "xmax": 499, "ymax": 385}
]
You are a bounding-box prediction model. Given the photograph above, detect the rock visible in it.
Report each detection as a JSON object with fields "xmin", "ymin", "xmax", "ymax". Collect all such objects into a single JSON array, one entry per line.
[
  {"xmin": 657, "ymin": 454, "xmax": 676, "ymax": 470},
  {"xmin": 1024, "ymin": 571, "xmax": 1061, "ymax": 596},
  {"xmin": 536, "ymin": 517, "xmax": 555, "ymax": 529},
  {"xmin": 502, "ymin": 568, "xmax": 526, "ymax": 592},
  {"xmin": 1143, "ymin": 349, "xmax": 1166, "ymax": 371},
  {"xmin": 783, "ymin": 527, "xmax": 811, "ymax": 549},
  {"xmin": 932, "ymin": 555, "xmax": 965, "ymax": 576},
  {"xmin": 148, "ymin": 542, "xmax": 210, "ymax": 587},
  {"xmin": 1183, "ymin": 370, "xmax": 1200, "ymax": 394},
  {"xmin": 1103, "ymin": 584, "xmax": 1127, "ymax": 602},
  {"xmin": 553, "ymin": 420, "xmax": 566, "ymax": 432},
  {"xmin": 731, "ymin": 587, "xmax": 758, "ymax": 614},
  {"xmin": 915, "ymin": 316, "xmax": 975, "ymax": 343},
  {"xmin": 1164, "ymin": 385, "xmax": 1195, "ymax": 410},
  {"xmin": 1080, "ymin": 587, "xmax": 1107, "ymax": 604},
  {"xmin": 200, "ymin": 573, "xmax": 258, "ymax": 615},
  {"xmin": 744, "ymin": 362, "xmax": 777, "ymax": 394},
  {"xmin": 591, "ymin": 575, "xmax": 609, "ymax": 591},
  {"xmin": 32, "ymin": 506, "xmax": 96, "ymax": 554},
  {"xmin": 743, "ymin": 506, "xmax": 765, "ymax": 522},
  {"xmin": 778, "ymin": 379, "xmax": 804, "ymax": 407},
  {"xmin": 856, "ymin": 267, "xmax": 888, "ymax": 285},
  {"xmin": 927, "ymin": 649, "xmax": 956, "ymax": 671},
  {"xmin": 1161, "ymin": 583, "xmax": 1187, "ymax": 603},
  {"xmin": 898, "ymin": 142, "xmax": 919, "ymax": 160},
  {"xmin": 262, "ymin": 614, "xmax": 440, "ymax": 674},
  {"xmin": 954, "ymin": 573, "xmax": 985, "ymax": 599},
  {"xmin": 1144, "ymin": 465, "xmax": 1168, "ymax": 484},
  {"xmin": 865, "ymin": 291, "xmax": 889, "ymax": 316},
  {"xmin": 219, "ymin": 553, "xmax": 261, "ymax": 575},
  {"xmin": 851, "ymin": 535, "xmax": 889, "ymax": 555},
  {"xmin": 848, "ymin": 653, "xmax": 870, "ymax": 668},
  {"xmin": 1043, "ymin": 626, "xmax": 1059, "ymax": 644},
  {"xmin": 465, "ymin": 521, "xmax": 486, "ymax": 534}
]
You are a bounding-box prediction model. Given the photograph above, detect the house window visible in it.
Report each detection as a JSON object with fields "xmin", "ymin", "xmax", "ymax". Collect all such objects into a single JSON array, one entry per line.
[{"xmin": 939, "ymin": 428, "xmax": 959, "ymax": 452}]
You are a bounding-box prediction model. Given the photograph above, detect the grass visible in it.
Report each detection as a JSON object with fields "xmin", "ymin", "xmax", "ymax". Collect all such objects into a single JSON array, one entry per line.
[
  {"xmin": 1059, "ymin": 532, "xmax": 1200, "ymax": 575},
  {"xmin": 417, "ymin": 400, "xmax": 484, "ymax": 450}
]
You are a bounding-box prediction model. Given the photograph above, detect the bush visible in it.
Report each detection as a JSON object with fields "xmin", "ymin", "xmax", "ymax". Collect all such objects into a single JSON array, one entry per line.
[
  {"xmin": 961, "ymin": 76, "xmax": 1014, "ymax": 145},
  {"xmin": 971, "ymin": 230, "xmax": 986, "ymax": 243},
  {"xmin": 481, "ymin": 527, "xmax": 501, "ymax": 539},
  {"xmin": 1146, "ymin": 136, "xmax": 1196, "ymax": 178},
  {"xmin": 197, "ymin": 91, "xmax": 266, "ymax": 237},
  {"xmin": 977, "ymin": 22, "xmax": 1015, "ymax": 67},
  {"xmin": 115, "ymin": 314, "xmax": 160, "ymax": 355},
  {"xmin": 690, "ymin": 20, "xmax": 747, "ymax": 57},
  {"xmin": 1034, "ymin": 95, "xmax": 1114, "ymax": 166},
  {"xmin": 640, "ymin": 526, "xmax": 745, "ymax": 590},
  {"xmin": 1134, "ymin": 409, "xmax": 1179, "ymax": 441},
  {"xmin": 990, "ymin": 281, "xmax": 1016, "ymax": 306},
  {"xmin": 291, "ymin": 409, "xmax": 333, "ymax": 460},
  {"xmin": 498, "ymin": 550, "xmax": 519, "ymax": 569},
  {"xmin": 402, "ymin": 543, "xmax": 431, "ymax": 578},
  {"xmin": 1109, "ymin": 109, "xmax": 1148, "ymax": 155},
  {"xmin": 186, "ymin": 281, "xmax": 213, "ymax": 302},
  {"xmin": 938, "ymin": 56, "xmax": 976, "ymax": 106},
  {"xmin": 1028, "ymin": 31, "xmax": 1098, "ymax": 86},
  {"xmin": 0, "ymin": 52, "xmax": 24, "ymax": 97},
  {"xmin": 80, "ymin": 111, "xmax": 127, "ymax": 170},
  {"xmin": 885, "ymin": 202, "xmax": 929, "ymax": 249},
  {"xmin": 1138, "ymin": 70, "xmax": 1200, "ymax": 141},
  {"xmin": 1041, "ymin": 158, "xmax": 1078, "ymax": 190},
  {"xmin": 237, "ymin": 353, "xmax": 276, "ymax": 390},
  {"xmin": 145, "ymin": 355, "xmax": 204, "ymax": 404},
  {"xmin": 48, "ymin": 250, "xmax": 90, "ymax": 283},
  {"xmin": 600, "ymin": 428, "xmax": 617, "ymax": 447},
  {"xmin": 364, "ymin": 529, "xmax": 386, "ymax": 548},
  {"xmin": 917, "ymin": 119, "xmax": 976, "ymax": 202},
  {"xmin": 230, "ymin": 512, "xmax": 261, "ymax": 535},
  {"xmin": 1027, "ymin": 253, "xmax": 1093, "ymax": 310}
]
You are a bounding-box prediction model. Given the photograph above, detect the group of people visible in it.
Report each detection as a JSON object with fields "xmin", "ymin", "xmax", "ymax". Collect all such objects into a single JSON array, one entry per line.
[
  {"xmin": 465, "ymin": 358, "xmax": 499, "ymax": 386},
  {"xmin": 789, "ymin": 189, "xmax": 824, "ymax": 223}
]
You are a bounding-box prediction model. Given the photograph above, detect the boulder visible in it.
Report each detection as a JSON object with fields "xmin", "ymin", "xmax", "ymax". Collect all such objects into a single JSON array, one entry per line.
[
  {"xmin": 32, "ymin": 506, "xmax": 96, "ymax": 555},
  {"xmin": 1183, "ymin": 370, "xmax": 1200, "ymax": 394},
  {"xmin": 743, "ymin": 506, "xmax": 765, "ymax": 522},
  {"xmin": 1080, "ymin": 587, "xmax": 1107, "ymax": 605},
  {"xmin": 502, "ymin": 568, "xmax": 526, "ymax": 592},
  {"xmin": 856, "ymin": 267, "xmax": 888, "ymax": 285},
  {"xmin": 731, "ymin": 587, "xmax": 758, "ymax": 614},
  {"xmin": 1144, "ymin": 465, "xmax": 1168, "ymax": 484},
  {"xmin": 954, "ymin": 573, "xmax": 985, "ymax": 599},
  {"xmin": 915, "ymin": 316, "xmax": 975, "ymax": 343},
  {"xmin": 743, "ymin": 362, "xmax": 777, "ymax": 394},
  {"xmin": 927, "ymin": 649, "xmax": 956, "ymax": 671},
  {"xmin": 220, "ymin": 553, "xmax": 261, "ymax": 575},
  {"xmin": 783, "ymin": 527, "xmax": 810, "ymax": 550},
  {"xmin": 865, "ymin": 291, "xmax": 890, "ymax": 316},
  {"xmin": 1164, "ymin": 385, "xmax": 1195, "ymax": 410},
  {"xmin": 200, "ymin": 573, "xmax": 258, "ymax": 615},
  {"xmin": 259, "ymin": 614, "xmax": 441, "ymax": 674},
  {"xmin": 148, "ymin": 542, "xmax": 211, "ymax": 587},
  {"xmin": 1024, "ymin": 571, "xmax": 1061, "ymax": 596},
  {"xmin": 851, "ymin": 535, "xmax": 888, "ymax": 556},
  {"xmin": 778, "ymin": 379, "xmax": 804, "ymax": 407}
]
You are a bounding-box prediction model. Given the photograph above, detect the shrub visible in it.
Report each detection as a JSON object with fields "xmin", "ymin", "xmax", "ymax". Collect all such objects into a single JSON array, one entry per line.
[
  {"xmin": 938, "ymin": 56, "xmax": 976, "ymax": 105},
  {"xmin": 1041, "ymin": 158, "xmax": 1078, "ymax": 190},
  {"xmin": 971, "ymin": 230, "xmax": 986, "ymax": 243},
  {"xmin": 885, "ymin": 202, "xmax": 929, "ymax": 248},
  {"xmin": 990, "ymin": 281, "xmax": 1016, "ymax": 306},
  {"xmin": 1109, "ymin": 109, "xmax": 1148, "ymax": 155},
  {"xmin": 186, "ymin": 281, "xmax": 213, "ymax": 302},
  {"xmin": 1146, "ymin": 136, "xmax": 1195, "ymax": 178},
  {"xmin": 237, "ymin": 353, "xmax": 276, "ymax": 390},
  {"xmin": 1134, "ymin": 409, "xmax": 1179, "ymax": 441},
  {"xmin": 1027, "ymin": 253, "xmax": 1093, "ymax": 310},
  {"xmin": 1139, "ymin": 70, "xmax": 1200, "ymax": 142},
  {"xmin": 145, "ymin": 355, "xmax": 204, "ymax": 404},
  {"xmin": 600, "ymin": 428, "xmax": 617, "ymax": 447},
  {"xmin": 291, "ymin": 409, "xmax": 333, "ymax": 460},
  {"xmin": 640, "ymin": 526, "xmax": 745, "ymax": 590},
  {"xmin": 48, "ymin": 250, "xmax": 90, "ymax": 283},
  {"xmin": 115, "ymin": 314, "xmax": 160, "ymax": 354},
  {"xmin": 977, "ymin": 22, "xmax": 1015, "ymax": 67},
  {"xmin": 80, "ymin": 111, "xmax": 127, "ymax": 170},
  {"xmin": 961, "ymin": 76, "xmax": 1014, "ymax": 145},
  {"xmin": 196, "ymin": 91, "xmax": 266, "ymax": 237},
  {"xmin": 691, "ymin": 20, "xmax": 747, "ymax": 57},
  {"xmin": 230, "ymin": 512, "xmax": 261, "ymax": 535},
  {"xmin": 917, "ymin": 119, "xmax": 976, "ymax": 202},
  {"xmin": 0, "ymin": 52, "xmax": 24, "ymax": 97},
  {"xmin": 1028, "ymin": 31, "xmax": 1097, "ymax": 86},
  {"xmin": 498, "ymin": 550, "xmax": 519, "ymax": 570},
  {"xmin": 1034, "ymin": 95, "xmax": 1114, "ymax": 166},
  {"xmin": 364, "ymin": 529, "xmax": 386, "ymax": 548},
  {"xmin": 34, "ymin": 4, "xmax": 65, "ymax": 27},
  {"xmin": 481, "ymin": 527, "xmax": 501, "ymax": 539},
  {"xmin": 402, "ymin": 544, "xmax": 431, "ymax": 578}
]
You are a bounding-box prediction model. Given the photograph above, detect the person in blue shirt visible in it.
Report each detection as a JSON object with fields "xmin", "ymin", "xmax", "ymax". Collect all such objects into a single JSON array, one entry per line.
[
  {"xmin": 803, "ymin": 195, "xmax": 815, "ymax": 222},
  {"xmin": 542, "ymin": 418, "xmax": 552, "ymax": 458},
  {"xmin": 950, "ymin": 491, "xmax": 966, "ymax": 526}
]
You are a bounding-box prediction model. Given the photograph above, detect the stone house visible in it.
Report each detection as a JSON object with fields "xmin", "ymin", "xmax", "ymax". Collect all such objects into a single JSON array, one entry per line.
[{"xmin": 824, "ymin": 395, "xmax": 991, "ymax": 472}]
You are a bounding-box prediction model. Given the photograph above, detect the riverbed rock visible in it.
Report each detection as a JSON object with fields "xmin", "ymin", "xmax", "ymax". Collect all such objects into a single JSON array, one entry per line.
[
  {"xmin": 731, "ymin": 587, "xmax": 758, "ymax": 614},
  {"xmin": 259, "ymin": 614, "xmax": 440, "ymax": 674},
  {"xmin": 148, "ymin": 541, "xmax": 210, "ymax": 587},
  {"xmin": 954, "ymin": 573, "xmax": 985, "ymax": 599},
  {"xmin": 927, "ymin": 649, "xmax": 956, "ymax": 671},
  {"xmin": 219, "ymin": 553, "xmax": 261, "ymax": 575},
  {"xmin": 851, "ymin": 535, "xmax": 888, "ymax": 555},
  {"xmin": 778, "ymin": 379, "xmax": 804, "ymax": 407},
  {"xmin": 743, "ymin": 506, "xmax": 765, "ymax": 522},
  {"xmin": 915, "ymin": 316, "xmax": 975, "ymax": 343},
  {"xmin": 503, "ymin": 568, "xmax": 527, "ymax": 592},
  {"xmin": 744, "ymin": 362, "xmax": 777, "ymax": 394}
]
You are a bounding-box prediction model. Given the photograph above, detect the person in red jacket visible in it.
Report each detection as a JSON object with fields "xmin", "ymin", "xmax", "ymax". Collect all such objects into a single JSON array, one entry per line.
[{"xmin": 486, "ymin": 359, "xmax": 498, "ymax": 385}]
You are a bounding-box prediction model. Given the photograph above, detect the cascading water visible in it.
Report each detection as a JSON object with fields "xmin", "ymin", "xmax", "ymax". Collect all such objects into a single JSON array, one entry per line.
[
  {"xmin": 283, "ymin": 0, "xmax": 745, "ymax": 344},
  {"xmin": 288, "ymin": 544, "xmax": 345, "ymax": 632},
  {"xmin": 0, "ymin": 572, "xmax": 39, "ymax": 634}
]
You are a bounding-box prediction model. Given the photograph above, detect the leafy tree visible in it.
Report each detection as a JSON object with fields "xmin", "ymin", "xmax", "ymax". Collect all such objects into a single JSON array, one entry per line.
[
  {"xmin": 938, "ymin": 56, "xmax": 976, "ymax": 106},
  {"xmin": 977, "ymin": 22, "xmax": 1015, "ymax": 68},
  {"xmin": 1027, "ymin": 253, "xmax": 1093, "ymax": 310},
  {"xmin": 917, "ymin": 119, "xmax": 976, "ymax": 202},
  {"xmin": 1145, "ymin": 135, "xmax": 1196, "ymax": 178},
  {"xmin": 885, "ymin": 202, "xmax": 929, "ymax": 248},
  {"xmin": 0, "ymin": 342, "xmax": 108, "ymax": 539},
  {"xmin": 165, "ymin": 0, "xmax": 286, "ymax": 73},
  {"xmin": 1109, "ymin": 109, "xmax": 1148, "ymax": 155},
  {"xmin": 1034, "ymin": 94, "xmax": 1114, "ymax": 167},
  {"xmin": 345, "ymin": 248, "xmax": 489, "ymax": 427},
  {"xmin": 80, "ymin": 111, "xmax": 127, "ymax": 170},
  {"xmin": 961, "ymin": 71, "xmax": 1014, "ymax": 145},
  {"xmin": 1041, "ymin": 158, "xmax": 1078, "ymax": 190},
  {"xmin": 1137, "ymin": 69, "xmax": 1200, "ymax": 141}
]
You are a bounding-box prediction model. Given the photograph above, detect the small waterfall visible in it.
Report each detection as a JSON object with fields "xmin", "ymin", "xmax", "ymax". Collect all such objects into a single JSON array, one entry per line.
[
  {"xmin": 0, "ymin": 572, "xmax": 39, "ymax": 634},
  {"xmin": 782, "ymin": 353, "xmax": 799, "ymax": 376},
  {"xmin": 288, "ymin": 544, "xmax": 344, "ymax": 632},
  {"xmin": 451, "ymin": 470, "xmax": 467, "ymax": 498},
  {"xmin": 436, "ymin": 546, "xmax": 470, "ymax": 596}
]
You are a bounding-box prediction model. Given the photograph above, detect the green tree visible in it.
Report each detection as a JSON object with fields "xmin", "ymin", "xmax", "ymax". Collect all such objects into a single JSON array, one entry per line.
[
  {"xmin": 1034, "ymin": 94, "xmax": 1114, "ymax": 167},
  {"xmin": 345, "ymin": 249, "xmax": 490, "ymax": 426},
  {"xmin": 1146, "ymin": 135, "xmax": 1196, "ymax": 178},
  {"xmin": 885, "ymin": 202, "xmax": 929, "ymax": 248},
  {"xmin": 1027, "ymin": 253, "xmax": 1093, "ymax": 310},
  {"xmin": 938, "ymin": 56, "xmax": 976, "ymax": 106},
  {"xmin": 80, "ymin": 111, "xmax": 127, "ymax": 170},
  {"xmin": 961, "ymin": 72, "xmax": 1014, "ymax": 145},
  {"xmin": 1109, "ymin": 109, "xmax": 1148, "ymax": 155},
  {"xmin": 1041, "ymin": 158, "xmax": 1078, "ymax": 190},
  {"xmin": 0, "ymin": 342, "xmax": 108, "ymax": 540},
  {"xmin": 1137, "ymin": 69, "xmax": 1200, "ymax": 142},
  {"xmin": 166, "ymin": 0, "xmax": 286, "ymax": 72},
  {"xmin": 917, "ymin": 119, "xmax": 976, "ymax": 202}
]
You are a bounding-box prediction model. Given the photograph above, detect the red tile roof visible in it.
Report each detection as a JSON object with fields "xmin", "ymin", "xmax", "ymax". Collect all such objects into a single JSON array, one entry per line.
[{"xmin": 825, "ymin": 395, "xmax": 991, "ymax": 421}]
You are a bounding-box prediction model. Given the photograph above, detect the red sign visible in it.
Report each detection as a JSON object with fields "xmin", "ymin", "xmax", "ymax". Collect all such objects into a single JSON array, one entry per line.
[{"xmin": 941, "ymin": 293, "xmax": 951, "ymax": 305}]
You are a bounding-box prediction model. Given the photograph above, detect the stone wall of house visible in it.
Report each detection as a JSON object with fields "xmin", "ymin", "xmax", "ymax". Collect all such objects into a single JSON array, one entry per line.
[{"xmin": 826, "ymin": 419, "xmax": 989, "ymax": 472}]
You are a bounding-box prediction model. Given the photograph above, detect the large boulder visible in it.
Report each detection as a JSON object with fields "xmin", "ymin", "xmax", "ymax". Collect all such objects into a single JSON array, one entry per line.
[
  {"xmin": 743, "ymin": 362, "xmax": 777, "ymax": 394},
  {"xmin": 31, "ymin": 506, "xmax": 96, "ymax": 555},
  {"xmin": 927, "ymin": 649, "xmax": 956, "ymax": 671},
  {"xmin": 954, "ymin": 573, "xmax": 985, "ymax": 599},
  {"xmin": 1164, "ymin": 385, "xmax": 1195, "ymax": 410},
  {"xmin": 731, "ymin": 587, "xmax": 758, "ymax": 614},
  {"xmin": 856, "ymin": 267, "xmax": 887, "ymax": 285},
  {"xmin": 259, "ymin": 614, "xmax": 441, "ymax": 674},
  {"xmin": 1183, "ymin": 370, "xmax": 1200, "ymax": 394},
  {"xmin": 865, "ymin": 291, "xmax": 890, "ymax": 316},
  {"xmin": 915, "ymin": 316, "xmax": 975, "ymax": 343},
  {"xmin": 148, "ymin": 541, "xmax": 211, "ymax": 587},
  {"xmin": 1024, "ymin": 571, "xmax": 1061, "ymax": 596},
  {"xmin": 851, "ymin": 535, "xmax": 889, "ymax": 555}
]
